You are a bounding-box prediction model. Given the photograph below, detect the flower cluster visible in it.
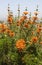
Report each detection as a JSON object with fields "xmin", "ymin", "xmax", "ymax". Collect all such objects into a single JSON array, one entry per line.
[{"xmin": 0, "ymin": 5, "xmax": 42, "ymax": 65}]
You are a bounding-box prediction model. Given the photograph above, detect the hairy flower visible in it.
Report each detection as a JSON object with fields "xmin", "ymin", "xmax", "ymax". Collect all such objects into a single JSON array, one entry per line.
[
  {"xmin": 24, "ymin": 23, "xmax": 29, "ymax": 28},
  {"xmin": 32, "ymin": 36, "xmax": 38, "ymax": 43},
  {"xmin": 33, "ymin": 16, "xmax": 38, "ymax": 21},
  {"xmin": 34, "ymin": 11, "xmax": 38, "ymax": 16},
  {"xmin": 8, "ymin": 16, "xmax": 13, "ymax": 24},
  {"xmin": 37, "ymin": 27, "xmax": 42, "ymax": 34},
  {"xmin": 16, "ymin": 39, "xmax": 26, "ymax": 50},
  {"xmin": 9, "ymin": 31, "xmax": 15, "ymax": 37},
  {"xmin": 23, "ymin": 11, "xmax": 28, "ymax": 15}
]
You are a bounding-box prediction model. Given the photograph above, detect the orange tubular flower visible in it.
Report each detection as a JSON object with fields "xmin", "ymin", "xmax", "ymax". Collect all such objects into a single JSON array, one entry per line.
[
  {"xmin": 0, "ymin": 24, "xmax": 7, "ymax": 32},
  {"xmin": 1, "ymin": 29, "xmax": 6, "ymax": 33},
  {"xmin": 8, "ymin": 16, "xmax": 13, "ymax": 24},
  {"xmin": 24, "ymin": 23, "xmax": 29, "ymax": 28},
  {"xmin": 23, "ymin": 11, "xmax": 28, "ymax": 15},
  {"xmin": 20, "ymin": 16, "xmax": 27, "ymax": 23},
  {"xmin": 0, "ymin": 24, "xmax": 2, "ymax": 28},
  {"xmin": 17, "ymin": 22, "xmax": 20, "ymax": 26},
  {"xmin": 0, "ymin": 24, "xmax": 5, "ymax": 29},
  {"xmin": 32, "ymin": 36, "xmax": 38, "ymax": 43},
  {"xmin": 23, "ymin": 16, "xmax": 27, "ymax": 19},
  {"xmin": 17, "ymin": 20, "xmax": 21, "ymax": 26},
  {"xmin": 28, "ymin": 20, "xmax": 34, "ymax": 24},
  {"xmin": 33, "ymin": 16, "xmax": 38, "ymax": 21},
  {"xmin": 9, "ymin": 32, "xmax": 15, "ymax": 37},
  {"xmin": 37, "ymin": 27, "xmax": 42, "ymax": 34},
  {"xmin": 20, "ymin": 16, "xmax": 25, "ymax": 22},
  {"xmin": 0, "ymin": 24, "xmax": 8, "ymax": 33},
  {"xmin": 34, "ymin": 11, "xmax": 38, "ymax": 16},
  {"xmin": 5, "ymin": 29, "xmax": 11, "ymax": 33},
  {"xmin": 16, "ymin": 39, "xmax": 26, "ymax": 50}
]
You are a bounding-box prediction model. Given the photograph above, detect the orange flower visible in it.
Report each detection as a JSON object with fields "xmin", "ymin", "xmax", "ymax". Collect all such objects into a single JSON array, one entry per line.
[
  {"xmin": 4, "ymin": 25, "xmax": 8, "ymax": 29},
  {"xmin": 2, "ymin": 24, "xmax": 5, "ymax": 29},
  {"xmin": 0, "ymin": 24, "xmax": 8, "ymax": 29},
  {"xmin": 0, "ymin": 24, "xmax": 5, "ymax": 29},
  {"xmin": 20, "ymin": 16, "xmax": 25, "ymax": 22},
  {"xmin": 9, "ymin": 32, "xmax": 15, "ymax": 37},
  {"xmin": 8, "ymin": 16, "xmax": 13, "ymax": 24},
  {"xmin": 17, "ymin": 20, "xmax": 21, "ymax": 26},
  {"xmin": 24, "ymin": 23, "xmax": 29, "ymax": 28},
  {"xmin": 1, "ymin": 29, "xmax": 6, "ymax": 33},
  {"xmin": 0, "ymin": 24, "xmax": 7, "ymax": 33},
  {"xmin": 20, "ymin": 16, "xmax": 27, "ymax": 23},
  {"xmin": 32, "ymin": 36, "xmax": 38, "ymax": 43},
  {"xmin": 23, "ymin": 11, "xmax": 28, "ymax": 15},
  {"xmin": 0, "ymin": 24, "xmax": 2, "ymax": 28},
  {"xmin": 33, "ymin": 16, "xmax": 38, "ymax": 21},
  {"xmin": 37, "ymin": 27, "xmax": 42, "ymax": 34},
  {"xmin": 23, "ymin": 16, "xmax": 27, "ymax": 19},
  {"xmin": 17, "ymin": 22, "xmax": 20, "ymax": 26},
  {"xmin": 0, "ymin": 24, "xmax": 8, "ymax": 33},
  {"xmin": 28, "ymin": 20, "xmax": 34, "ymax": 24},
  {"xmin": 5, "ymin": 29, "xmax": 11, "ymax": 33},
  {"xmin": 16, "ymin": 39, "xmax": 26, "ymax": 50},
  {"xmin": 34, "ymin": 11, "xmax": 38, "ymax": 15},
  {"xmin": 37, "ymin": 24, "xmax": 41, "ymax": 28}
]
